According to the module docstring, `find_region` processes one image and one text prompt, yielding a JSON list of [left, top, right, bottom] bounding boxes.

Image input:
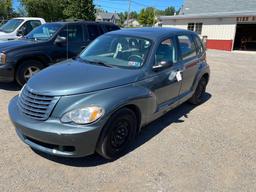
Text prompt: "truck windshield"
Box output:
[[26, 23, 62, 41], [0, 19, 24, 33], [80, 35, 152, 69]]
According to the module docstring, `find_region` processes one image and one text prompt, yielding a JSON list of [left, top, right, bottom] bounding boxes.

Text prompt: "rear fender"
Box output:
[[191, 62, 210, 92]]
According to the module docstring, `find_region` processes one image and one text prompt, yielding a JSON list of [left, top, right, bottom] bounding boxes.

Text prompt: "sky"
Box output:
[[13, 0, 184, 13], [94, 0, 184, 12]]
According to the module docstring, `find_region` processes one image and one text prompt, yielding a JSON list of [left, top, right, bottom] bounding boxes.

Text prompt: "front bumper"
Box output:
[[8, 96, 103, 157], [0, 64, 15, 82]]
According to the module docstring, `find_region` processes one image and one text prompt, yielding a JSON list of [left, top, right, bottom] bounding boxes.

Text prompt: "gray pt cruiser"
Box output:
[[9, 28, 210, 160]]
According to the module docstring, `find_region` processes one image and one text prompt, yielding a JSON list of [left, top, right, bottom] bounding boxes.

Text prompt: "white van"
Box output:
[[0, 17, 46, 40]]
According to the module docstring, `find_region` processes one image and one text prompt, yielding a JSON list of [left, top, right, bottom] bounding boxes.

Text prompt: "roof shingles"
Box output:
[[181, 0, 256, 15]]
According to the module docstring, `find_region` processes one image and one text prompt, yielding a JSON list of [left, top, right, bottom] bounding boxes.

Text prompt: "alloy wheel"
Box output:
[[24, 66, 41, 81]]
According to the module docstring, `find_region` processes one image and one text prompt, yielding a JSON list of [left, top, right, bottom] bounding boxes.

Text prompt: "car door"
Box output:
[[87, 24, 104, 41], [82, 23, 104, 49], [53, 24, 84, 62], [177, 34, 200, 95], [150, 38, 182, 107]]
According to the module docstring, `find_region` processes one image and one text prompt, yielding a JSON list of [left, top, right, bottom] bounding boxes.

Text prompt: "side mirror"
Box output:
[[153, 60, 173, 71], [54, 36, 67, 45]]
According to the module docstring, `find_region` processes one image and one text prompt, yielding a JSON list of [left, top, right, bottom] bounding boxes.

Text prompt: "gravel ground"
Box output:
[[0, 50, 256, 192]]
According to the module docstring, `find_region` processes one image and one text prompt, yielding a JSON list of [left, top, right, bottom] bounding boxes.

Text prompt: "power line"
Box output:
[[95, 0, 179, 14]]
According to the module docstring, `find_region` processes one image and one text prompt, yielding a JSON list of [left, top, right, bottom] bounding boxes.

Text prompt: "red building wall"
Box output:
[[206, 40, 233, 51]]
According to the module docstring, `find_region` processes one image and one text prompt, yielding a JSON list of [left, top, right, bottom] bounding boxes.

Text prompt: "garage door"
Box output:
[[234, 24, 256, 51]]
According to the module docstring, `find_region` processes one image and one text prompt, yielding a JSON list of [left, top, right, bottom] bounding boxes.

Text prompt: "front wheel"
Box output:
[[15, 60, 44, 86], [96, 108, 137, 160], [189, 77, 208, 105]]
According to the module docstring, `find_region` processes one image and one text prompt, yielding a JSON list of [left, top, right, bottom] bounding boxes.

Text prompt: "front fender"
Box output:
[[52, 85, 157, 127], [10, 51, 52, 66]]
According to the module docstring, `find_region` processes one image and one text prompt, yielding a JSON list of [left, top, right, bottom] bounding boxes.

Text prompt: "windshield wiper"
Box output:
[[81, 58, 113, 68]]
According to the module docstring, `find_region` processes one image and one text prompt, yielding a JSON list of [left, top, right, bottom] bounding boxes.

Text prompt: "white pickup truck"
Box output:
[[0, 17, 46, 40]]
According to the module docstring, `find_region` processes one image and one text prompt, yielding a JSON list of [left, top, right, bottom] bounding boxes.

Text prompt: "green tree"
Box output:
[[63, 0, 96, 20], [164, 6, 175, 15], [118, 11, 138, 26], [0, 0, 14, 18], [130, 11, 138, 19], [138, 9, 146, 25], [21, 0, 68, 21], [117, 12, 127, 26], [156, 6, 176, 16], [139, 7, 155, 26]]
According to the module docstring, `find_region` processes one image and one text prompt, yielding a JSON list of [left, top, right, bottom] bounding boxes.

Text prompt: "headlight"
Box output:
[[0, 52, 7, 64], [61, 106, 104, 124]]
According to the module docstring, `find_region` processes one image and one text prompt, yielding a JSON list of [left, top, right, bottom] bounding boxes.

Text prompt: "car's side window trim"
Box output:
[[193, 35, 205, 57], [83, 24, 90, 42], [81, 24, 86, 42]]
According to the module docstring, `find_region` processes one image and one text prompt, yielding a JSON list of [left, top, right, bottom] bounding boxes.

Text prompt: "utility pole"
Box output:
[[126, 0, 131, 27]]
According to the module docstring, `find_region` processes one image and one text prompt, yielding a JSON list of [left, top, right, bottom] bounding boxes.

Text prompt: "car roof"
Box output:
[[49, 21, 118, 26], [14, 17, 45, 21], [107, 27, 197, 40]]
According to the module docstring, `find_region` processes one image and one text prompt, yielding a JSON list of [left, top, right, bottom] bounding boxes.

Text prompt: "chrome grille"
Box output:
[[18, 86, 60, 120]]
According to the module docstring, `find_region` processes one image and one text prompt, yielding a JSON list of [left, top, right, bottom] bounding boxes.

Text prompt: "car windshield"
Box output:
[[0, 19, 23, 33], [80, 34, 152, 69], [25, 23, 62, 41]]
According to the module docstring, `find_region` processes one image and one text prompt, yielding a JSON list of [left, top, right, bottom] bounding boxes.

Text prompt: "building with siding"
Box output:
[[96, 12, 120, 24], [158, 0, 256, 51]]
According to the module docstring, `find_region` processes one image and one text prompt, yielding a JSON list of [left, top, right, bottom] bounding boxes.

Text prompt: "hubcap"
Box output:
[[24, 66, 40, 81], [111, 120, 130, 148]]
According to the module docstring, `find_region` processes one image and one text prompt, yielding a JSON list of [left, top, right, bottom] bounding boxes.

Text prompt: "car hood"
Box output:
[[0, 39, 36, 51], [27, 59, 145, 96]]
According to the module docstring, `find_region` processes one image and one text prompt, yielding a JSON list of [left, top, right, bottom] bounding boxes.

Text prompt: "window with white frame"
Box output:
[[187, 23, 203, 35]]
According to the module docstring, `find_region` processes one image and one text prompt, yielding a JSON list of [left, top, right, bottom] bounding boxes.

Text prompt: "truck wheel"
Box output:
[[16, 60, 44, 86], [189, 77, 207, 105], [96, 108, 137, 160]]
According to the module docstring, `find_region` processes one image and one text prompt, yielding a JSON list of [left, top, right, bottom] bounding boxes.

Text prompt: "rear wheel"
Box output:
[[189, 77, 207, 105], [16, 60, 44, 86], [96, 108, 137, 160]]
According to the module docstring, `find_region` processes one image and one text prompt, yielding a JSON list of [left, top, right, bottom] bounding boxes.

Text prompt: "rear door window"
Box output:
[[87, 24, 101, 40], [194, 35, 205, 56], [104, 25, 120, 32], [58, 24, 83, 42], [177, 35, 197, 60]]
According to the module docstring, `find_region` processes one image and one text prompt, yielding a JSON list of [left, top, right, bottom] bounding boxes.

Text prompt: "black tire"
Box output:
[[96, 108, 137, 160], [189, 77, 207, 105], [15, 60, 44, 86]]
